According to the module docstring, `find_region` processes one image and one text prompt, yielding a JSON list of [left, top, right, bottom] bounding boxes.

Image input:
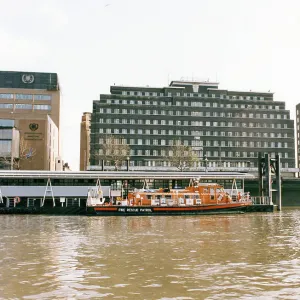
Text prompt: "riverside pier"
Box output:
[[0, 170, 277, 215]]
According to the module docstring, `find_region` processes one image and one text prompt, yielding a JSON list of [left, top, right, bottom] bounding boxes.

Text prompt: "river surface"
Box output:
[[1, 209, 300, 299]]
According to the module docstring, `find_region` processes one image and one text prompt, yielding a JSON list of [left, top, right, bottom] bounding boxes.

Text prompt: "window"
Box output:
[[15, 94, 33, 100], [0, 93, 13, 99], [0, 129, 12, 139], [16, 104, 33, 109], [33, 104, 51, 110], [34, 95, 51, 101], [0, 140, 12, 155], [0, 104, 13, 109]]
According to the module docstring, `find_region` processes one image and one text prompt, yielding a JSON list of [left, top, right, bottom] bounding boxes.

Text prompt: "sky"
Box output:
[[0, 0, 300, 170]]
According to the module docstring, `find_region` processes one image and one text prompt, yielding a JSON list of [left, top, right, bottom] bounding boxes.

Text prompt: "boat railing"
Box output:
[[250, 196, 271, 205]]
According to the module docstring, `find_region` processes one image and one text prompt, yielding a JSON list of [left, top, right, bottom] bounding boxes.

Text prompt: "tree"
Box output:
[[0, 136, 37, 170], [168, 139, 199, 171], [94, 135, 130, 170]]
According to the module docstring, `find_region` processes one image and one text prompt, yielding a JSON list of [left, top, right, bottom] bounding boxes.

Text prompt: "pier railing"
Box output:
[[250, 196, 272, 205]]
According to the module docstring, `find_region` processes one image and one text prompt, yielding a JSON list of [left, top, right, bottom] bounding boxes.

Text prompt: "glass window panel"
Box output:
[[33, 105, 51, 110], [0, 129, 13, 139], [15, 104, 32, 109], [0, 140, 12, 155], [15, 94, 33, 100], [0, 104, 13, 109], [34, 95, 52, 101], [0, 94, 13, 99]]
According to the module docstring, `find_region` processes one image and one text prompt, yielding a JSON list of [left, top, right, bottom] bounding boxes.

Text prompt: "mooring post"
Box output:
[[258, 153, 263, 197], [265, 153, 272, 205], [275, 154, 281, 211]]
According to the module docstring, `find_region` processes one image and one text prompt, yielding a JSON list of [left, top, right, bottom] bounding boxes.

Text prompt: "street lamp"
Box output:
[[126, 156, 130, 172]]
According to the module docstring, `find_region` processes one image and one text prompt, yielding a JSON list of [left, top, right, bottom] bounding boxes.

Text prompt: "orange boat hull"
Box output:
[[87, 202, 252, 216]]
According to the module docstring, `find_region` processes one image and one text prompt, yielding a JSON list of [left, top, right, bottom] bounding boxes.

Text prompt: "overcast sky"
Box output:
[[0, 0, 299, 170]]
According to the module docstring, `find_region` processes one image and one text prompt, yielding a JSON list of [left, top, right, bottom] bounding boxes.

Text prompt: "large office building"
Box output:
[[0, 71, 60, 170], [90, 80, 295, 171]]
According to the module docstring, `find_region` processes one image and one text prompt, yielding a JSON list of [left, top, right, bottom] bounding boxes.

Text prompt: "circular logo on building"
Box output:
[[22, 74, 34, 84], [29, 123, 39, 131]]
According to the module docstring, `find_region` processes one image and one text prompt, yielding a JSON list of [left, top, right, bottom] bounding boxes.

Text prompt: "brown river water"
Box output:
[[1, 209, 300, 299]]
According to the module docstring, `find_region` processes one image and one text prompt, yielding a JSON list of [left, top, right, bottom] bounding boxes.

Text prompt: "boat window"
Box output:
[[166, 195, 172, 199], [147, 195, 152, 200]]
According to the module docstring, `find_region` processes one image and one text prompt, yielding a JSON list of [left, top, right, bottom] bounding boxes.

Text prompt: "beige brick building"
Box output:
[[0, 71, 60, 170], [79, 112, 91, 171]]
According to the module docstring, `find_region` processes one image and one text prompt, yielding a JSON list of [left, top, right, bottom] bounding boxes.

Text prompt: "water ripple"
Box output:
[[0, 210, 300, 299]]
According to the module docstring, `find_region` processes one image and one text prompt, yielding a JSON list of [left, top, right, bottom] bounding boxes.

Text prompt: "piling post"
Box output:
[[275, 154, 282, 211], [258, 153, 264, 196], [265, 153, 272, 204]]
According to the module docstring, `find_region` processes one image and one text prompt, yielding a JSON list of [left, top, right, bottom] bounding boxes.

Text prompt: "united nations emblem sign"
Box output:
[[29, 123, 39, 131], [22, 74, 34, 84]]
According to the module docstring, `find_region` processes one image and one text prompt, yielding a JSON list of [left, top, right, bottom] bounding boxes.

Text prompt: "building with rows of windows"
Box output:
[[0, 71, 61, 170], [90, 80, 295, 171]]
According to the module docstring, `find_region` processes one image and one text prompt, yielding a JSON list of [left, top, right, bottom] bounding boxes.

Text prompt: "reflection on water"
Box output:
[[1, 209, 300, 299]]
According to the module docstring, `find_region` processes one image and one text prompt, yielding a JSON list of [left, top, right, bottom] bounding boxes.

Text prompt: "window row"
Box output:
[[98, 137, 289, 148], [14, 104, 51, 110], [0, 94, 52, 100], [120, 91, 266, 101], [98, 128, 289, 138], [99, 148, 289, 158], [105, 99, 275, 108], [98, 118, 290, 129], [99, 108, 287, 118]]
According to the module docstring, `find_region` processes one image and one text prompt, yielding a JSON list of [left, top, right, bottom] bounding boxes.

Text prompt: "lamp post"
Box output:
[[126, 156, 130, 171]]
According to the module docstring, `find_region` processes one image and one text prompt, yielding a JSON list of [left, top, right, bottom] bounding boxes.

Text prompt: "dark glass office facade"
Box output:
[[90, 81, 295, 170], [0, 71, 59, 91]]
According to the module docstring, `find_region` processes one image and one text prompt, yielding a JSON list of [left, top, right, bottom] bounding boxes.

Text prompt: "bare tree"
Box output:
[[0, 136, 37, 170], [168, 139, 199, 171], [94, 135, 130, 170]]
